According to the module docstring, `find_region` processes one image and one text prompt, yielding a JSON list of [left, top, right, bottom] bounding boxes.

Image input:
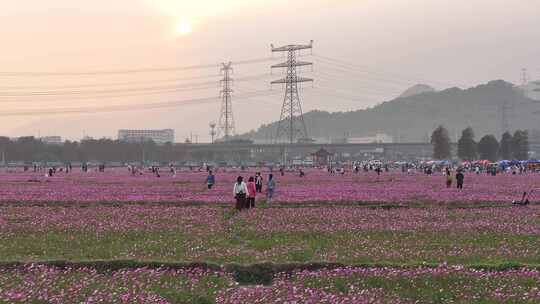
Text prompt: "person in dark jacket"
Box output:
[[456, 170, 465, 189], [206, 171, 216, 189], [255, 172, 263, 193]]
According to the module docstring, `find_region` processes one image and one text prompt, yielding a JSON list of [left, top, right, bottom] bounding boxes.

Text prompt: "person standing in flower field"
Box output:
[[445, 167, 453, 188], [456, 170, 465, 190], [233, 176, 248, 211], [206, 171, 215, 189], [247, 176, 257, 209], [266, 174, 276, 203], [255, 172, 263, 193]]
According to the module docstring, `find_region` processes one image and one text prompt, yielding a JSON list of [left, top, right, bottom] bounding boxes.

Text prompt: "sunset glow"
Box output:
[[175, 19, 192, 36]]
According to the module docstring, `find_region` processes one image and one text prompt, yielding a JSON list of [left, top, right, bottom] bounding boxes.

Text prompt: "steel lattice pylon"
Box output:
[[218, 62, 235, 142], [271, 41, 314, 144]]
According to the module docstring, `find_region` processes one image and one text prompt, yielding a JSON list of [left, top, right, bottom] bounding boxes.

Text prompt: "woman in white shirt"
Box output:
[[233, 176, 248, 210]]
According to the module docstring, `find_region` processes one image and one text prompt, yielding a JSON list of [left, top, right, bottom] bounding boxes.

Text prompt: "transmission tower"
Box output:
[[271, 41, 314, 144], [218, 62, 235, 142], [521, 68, 530, 97]]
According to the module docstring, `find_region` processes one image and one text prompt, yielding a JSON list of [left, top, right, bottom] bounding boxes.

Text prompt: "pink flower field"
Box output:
[[0, 168, 538, 204], [1, 168, 539, 303], [1, 264, 538, 304]]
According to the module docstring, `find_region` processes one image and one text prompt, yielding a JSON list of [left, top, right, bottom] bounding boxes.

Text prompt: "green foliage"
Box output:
[[229, 264, 275, 285], [431, 125, 451, 160], [499, 132, 513, 160], [458, 127, 477, 160], [512, 130, 530, 160], [477, 135, 499, 161]]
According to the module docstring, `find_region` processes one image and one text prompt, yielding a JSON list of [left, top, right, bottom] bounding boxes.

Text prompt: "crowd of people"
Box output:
[[13, 158, 538, 208], [230, 173, 275, 210]]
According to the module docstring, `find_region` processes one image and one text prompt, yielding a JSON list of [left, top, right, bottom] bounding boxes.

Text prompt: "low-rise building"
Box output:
[[40, 136, 63, 145], [346, 133, 394, 144], [118, 129, 174, 144]]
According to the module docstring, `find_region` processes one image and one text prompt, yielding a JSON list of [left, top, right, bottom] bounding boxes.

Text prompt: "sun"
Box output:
[[175, 20, 193, 36]]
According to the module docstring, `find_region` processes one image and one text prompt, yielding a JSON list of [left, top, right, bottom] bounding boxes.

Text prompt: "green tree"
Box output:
[[431, 125, 451, 160], [477, 135, 499, 161], [512, 130, 529, 160], [499, 132, 513, 160], [457, 127, 477, 160]]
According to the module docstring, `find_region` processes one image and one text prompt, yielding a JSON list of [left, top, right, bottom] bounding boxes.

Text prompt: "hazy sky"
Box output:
[[1, 0, 539, 141]]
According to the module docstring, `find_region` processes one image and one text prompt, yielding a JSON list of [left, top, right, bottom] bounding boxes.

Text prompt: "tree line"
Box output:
[[0, 137, 183, 163], [0, 137, 256, 163], [431, 126, 530, 161]]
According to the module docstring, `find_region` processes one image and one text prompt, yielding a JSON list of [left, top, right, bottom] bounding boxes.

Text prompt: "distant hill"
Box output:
[[399, 84, 436, 98], [242, 80, 540, 143]]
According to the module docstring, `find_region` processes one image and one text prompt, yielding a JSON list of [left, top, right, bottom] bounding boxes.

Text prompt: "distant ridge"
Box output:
[[399, 84, 436, 98], [242, 80, 540, 143]]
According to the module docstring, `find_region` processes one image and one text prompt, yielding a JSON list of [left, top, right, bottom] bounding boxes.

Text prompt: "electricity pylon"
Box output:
[[271, 41, 313, 144], [218, 62, 235, 142]]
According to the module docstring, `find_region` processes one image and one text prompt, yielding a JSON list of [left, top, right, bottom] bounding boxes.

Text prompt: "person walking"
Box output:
[[456, 170, 465, 190], [206, 171, 216, 189], [233, 176, 248, 211], [266, 174, 276, 203], [247, 176, 257, 209], [255, 172, 263, 193], [445, 167, 453, 188]]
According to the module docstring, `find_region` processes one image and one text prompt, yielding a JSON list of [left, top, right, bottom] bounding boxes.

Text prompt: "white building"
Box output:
[[524, 80, 540, 101], [346, 133, 394, 144], [118, 129, 174, 144], [40, 136, 63, 145]]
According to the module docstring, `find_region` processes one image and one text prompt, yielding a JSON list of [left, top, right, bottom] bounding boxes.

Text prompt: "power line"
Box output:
[[0, 85, 218, 103], [0, 57, 278, 77], [315, 61, 422, 87], [0, 74, 221, 90], [312, 71, 403, 95], [0, 89, 277, 117], [313, 54, 464, 88], [0, 73, 272, 102], [0, 80, 221, 97]]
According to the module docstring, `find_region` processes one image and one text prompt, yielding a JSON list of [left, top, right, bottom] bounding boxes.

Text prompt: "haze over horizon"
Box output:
[[1, 0, 539, 141]]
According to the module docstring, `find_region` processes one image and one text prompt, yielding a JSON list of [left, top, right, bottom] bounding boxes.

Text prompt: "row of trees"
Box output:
[[431, 126, 530, 161], [0, 136, 254, 163]]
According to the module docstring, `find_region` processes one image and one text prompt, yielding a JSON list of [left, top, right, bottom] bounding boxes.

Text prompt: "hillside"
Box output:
[[243, 80, 540, 143], [399, 84, 436, 98]]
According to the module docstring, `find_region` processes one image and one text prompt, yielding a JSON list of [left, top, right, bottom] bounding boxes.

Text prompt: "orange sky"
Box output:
[[0, 0, 539, 141]]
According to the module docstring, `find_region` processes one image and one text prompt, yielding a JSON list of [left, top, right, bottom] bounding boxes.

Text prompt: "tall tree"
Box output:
[[457, 127, 477, 160], [512, 130, 529, 160], [477, 135, 499, 161], [431, 125, 451, 160], [499, 132, 513, 160]]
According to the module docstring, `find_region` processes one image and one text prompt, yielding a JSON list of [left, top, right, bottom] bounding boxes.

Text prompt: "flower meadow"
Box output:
[[0, 264, 538, 303], [218, 266, 540, 304], [0, 168, 539, 204], [1, 205, 538, 265], [0, 168, 539, 302]]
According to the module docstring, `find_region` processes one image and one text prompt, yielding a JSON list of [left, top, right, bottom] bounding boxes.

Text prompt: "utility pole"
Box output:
[[521, 68, 529, 98], [218, 62, 235, 142], [209, 122, 217, 144], [271, 41, 314, 144]]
